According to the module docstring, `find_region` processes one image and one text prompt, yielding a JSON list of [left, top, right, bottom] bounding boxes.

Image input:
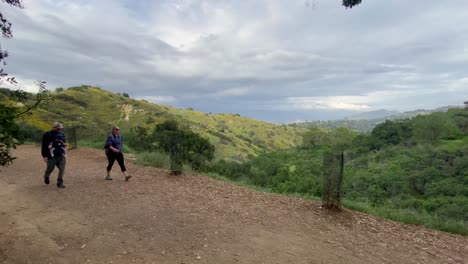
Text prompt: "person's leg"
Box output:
[[43, 158, 55, 184], [116, 153, 131, 181], [106, 152, 116, 180], [56, 156, 66, 188], [116, 152, 126, 172]]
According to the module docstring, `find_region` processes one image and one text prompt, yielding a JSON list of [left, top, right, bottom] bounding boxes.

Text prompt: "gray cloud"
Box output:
[[2, 0, 468, 122]]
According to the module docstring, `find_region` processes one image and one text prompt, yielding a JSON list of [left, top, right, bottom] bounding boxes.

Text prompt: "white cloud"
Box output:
[[284, 89, 422, 111], [1, 0, 468, 122], [212, 87, 251, 97], [446, 77, 468, 92], [286, 96, 371, 111], [136, 95, 176, 104], [2, 75, 57, 93]]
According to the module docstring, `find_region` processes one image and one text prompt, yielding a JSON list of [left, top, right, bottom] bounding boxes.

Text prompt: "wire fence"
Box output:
[[322, 151, 344, 210]]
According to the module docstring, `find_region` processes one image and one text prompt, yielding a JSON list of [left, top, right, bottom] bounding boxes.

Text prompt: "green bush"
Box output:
[[134, 151, 171, 169], [153, 120, 215, 174]]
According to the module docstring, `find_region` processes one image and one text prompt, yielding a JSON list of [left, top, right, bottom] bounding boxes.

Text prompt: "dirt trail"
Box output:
[[0, 145, 467, 264]]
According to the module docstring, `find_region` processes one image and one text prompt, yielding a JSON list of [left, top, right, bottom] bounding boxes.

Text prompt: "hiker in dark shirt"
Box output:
[[41, 122, 67, 188], [104, 126, 132, 181]]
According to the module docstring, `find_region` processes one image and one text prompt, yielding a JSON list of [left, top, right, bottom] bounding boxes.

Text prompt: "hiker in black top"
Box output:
[[104, 126, 132, 181], [41, 122, 67, 188]]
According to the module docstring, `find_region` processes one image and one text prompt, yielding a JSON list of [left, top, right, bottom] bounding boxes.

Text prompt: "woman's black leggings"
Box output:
[[106, 151, 126, 172]]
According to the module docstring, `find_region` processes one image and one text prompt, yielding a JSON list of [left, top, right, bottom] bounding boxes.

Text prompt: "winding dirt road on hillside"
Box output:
[[0, 145, 467, 264]]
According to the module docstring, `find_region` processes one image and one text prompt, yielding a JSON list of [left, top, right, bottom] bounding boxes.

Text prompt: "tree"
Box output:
[[0, 83, 50, 166], [328, 127, 357, 152], [369, 120, 412, 150], [0, 0, 51, 166], [342, 0, 363, 8], [153, 120, 215, 174], [411, 113, 462, 144], [1, 0, 23, 84], [302, 127, 331, 149]]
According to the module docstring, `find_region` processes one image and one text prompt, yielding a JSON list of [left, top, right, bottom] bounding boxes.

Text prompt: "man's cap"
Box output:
[[53, 122, 64, 129]]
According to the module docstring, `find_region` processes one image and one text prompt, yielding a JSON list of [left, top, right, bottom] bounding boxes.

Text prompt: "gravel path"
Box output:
[[0, 145, 467, 264]]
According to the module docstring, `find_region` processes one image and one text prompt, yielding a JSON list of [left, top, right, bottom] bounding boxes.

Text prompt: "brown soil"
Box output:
[[0, 145, 467, 264]]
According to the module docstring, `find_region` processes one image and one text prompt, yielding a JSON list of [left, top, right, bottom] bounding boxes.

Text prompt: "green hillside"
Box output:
[[207, 108, 468, 234], [16, 86, 305, 160]]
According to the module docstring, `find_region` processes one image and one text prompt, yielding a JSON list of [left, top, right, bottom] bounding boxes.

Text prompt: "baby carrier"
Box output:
[[48, 132, 67, 157]]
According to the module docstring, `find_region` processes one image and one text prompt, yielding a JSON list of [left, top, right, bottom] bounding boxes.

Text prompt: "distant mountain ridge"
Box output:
[[296, 106, 462, 132], [345, 109, 400, 120], [387, 106, 456, 119]]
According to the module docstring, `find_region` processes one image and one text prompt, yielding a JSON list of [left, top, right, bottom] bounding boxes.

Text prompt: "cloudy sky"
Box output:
[[2, 0, 468, 122]]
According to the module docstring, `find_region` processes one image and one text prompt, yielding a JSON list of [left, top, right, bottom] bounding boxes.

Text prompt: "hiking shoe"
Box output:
[[56, 182, 66, 188], [125, 175, 132, 181], [105, 175, 113, 180], [44, 177, 50, 185]]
